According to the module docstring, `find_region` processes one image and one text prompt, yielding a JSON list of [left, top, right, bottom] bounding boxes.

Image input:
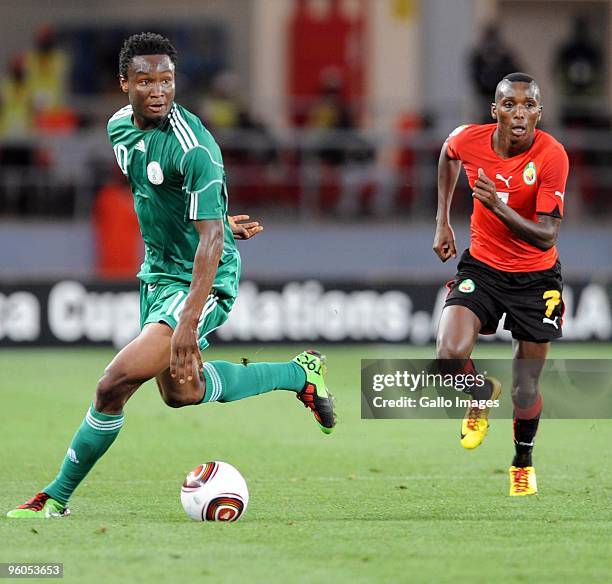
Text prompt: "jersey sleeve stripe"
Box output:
[[169, 115, 192, 152], [170, 108, 196, 148], [173, 109, 199, 147], [109, 105, 133, 122], [189, 191, 199, 219]]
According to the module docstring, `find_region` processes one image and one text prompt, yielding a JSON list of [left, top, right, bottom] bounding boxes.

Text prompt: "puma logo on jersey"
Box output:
[[555, 191, 565, 201], [542, 316, 559, 329], [495, 174, 512, 189], [135, 139, 146, 153]]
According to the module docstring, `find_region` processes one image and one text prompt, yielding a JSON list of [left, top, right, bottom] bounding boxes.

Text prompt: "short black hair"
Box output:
[[119, 32, 177, 79], [501, 72, 536, 85], [495, 72, 540, 102]]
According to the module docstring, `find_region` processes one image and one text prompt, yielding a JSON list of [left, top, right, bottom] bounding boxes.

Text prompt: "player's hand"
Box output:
[[472, 168, 500, 210], [229, 214, 264, 240], [170, 320, 203, 384], [433, 223, 457, 262]]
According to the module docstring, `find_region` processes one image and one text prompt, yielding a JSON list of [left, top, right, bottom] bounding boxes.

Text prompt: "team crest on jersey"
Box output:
[[458, 278, 476, 294], [522, 162, 537, 185], [147, 161, 164, 185]]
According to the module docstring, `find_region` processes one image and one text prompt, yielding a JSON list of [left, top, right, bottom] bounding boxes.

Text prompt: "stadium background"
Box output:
[[0, 0, 611, 346], [1, 1, 611, 583]]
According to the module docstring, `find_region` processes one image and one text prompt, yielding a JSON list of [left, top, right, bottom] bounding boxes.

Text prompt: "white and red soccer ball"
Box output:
[[180, 461, 249, 522]]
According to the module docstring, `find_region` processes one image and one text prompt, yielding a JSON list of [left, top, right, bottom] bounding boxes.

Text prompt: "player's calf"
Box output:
[[512, 394, 543, 467]]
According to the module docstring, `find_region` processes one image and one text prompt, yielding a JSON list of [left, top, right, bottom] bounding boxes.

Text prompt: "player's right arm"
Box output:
[[170, 131, 226, 383], [171, 218, 224, 384], [433, 140, 462, 262]]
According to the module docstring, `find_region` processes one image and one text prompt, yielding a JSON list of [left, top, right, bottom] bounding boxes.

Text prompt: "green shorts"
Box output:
[[139, 279, 235, 350]]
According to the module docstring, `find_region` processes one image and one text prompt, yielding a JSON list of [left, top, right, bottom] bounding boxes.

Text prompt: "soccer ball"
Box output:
[[180, 461, 249, 522]]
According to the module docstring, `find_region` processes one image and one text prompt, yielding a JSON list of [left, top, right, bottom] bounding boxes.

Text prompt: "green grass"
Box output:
[[1, 344, 611, 583]]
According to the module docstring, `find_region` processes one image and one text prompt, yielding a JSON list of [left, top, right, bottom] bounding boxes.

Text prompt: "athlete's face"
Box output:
[[491, 81, 542, 144], [120, 54, 175, 130]]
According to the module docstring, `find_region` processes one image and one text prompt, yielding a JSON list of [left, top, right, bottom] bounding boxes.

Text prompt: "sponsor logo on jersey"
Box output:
[[523, 162, 537, 185], [135, 139, 146, 153], [147, 161, 164, 185], [495, 173, 512, 189], [555, 190, 565, 201], [458, 278, 476, 294]]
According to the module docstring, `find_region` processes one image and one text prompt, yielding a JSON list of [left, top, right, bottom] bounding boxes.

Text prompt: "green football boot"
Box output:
[[6, 492, 70, 518], [292, 350, 336, 434]]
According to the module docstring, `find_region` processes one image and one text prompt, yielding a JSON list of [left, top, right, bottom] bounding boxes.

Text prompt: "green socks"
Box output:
[[201, 361, 306, 403], [44, 405, 124, 505], [42, 362, 304, 503]]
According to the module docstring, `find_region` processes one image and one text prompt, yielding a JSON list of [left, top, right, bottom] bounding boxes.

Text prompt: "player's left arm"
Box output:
[[229, 214, 264, 240], [472, 165, 564, 251]]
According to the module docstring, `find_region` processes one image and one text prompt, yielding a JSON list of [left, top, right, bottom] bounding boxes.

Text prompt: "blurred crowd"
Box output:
[[1, 16, 611, 224]]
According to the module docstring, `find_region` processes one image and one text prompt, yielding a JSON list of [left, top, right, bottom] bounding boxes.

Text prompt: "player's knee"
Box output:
[[511, 383, 539, 406], [436, 342, 471, 361], [95, 368, 138, 409]]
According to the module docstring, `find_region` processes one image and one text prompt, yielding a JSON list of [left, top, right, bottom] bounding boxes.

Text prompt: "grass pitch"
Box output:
[[1, 344, 611, 583]]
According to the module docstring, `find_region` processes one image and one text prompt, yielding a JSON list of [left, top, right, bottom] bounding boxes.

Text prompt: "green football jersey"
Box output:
[[107, 102, 240, 299]]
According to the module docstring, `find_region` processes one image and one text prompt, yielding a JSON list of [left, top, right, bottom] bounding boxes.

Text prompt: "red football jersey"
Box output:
[[446, 123, 569, 272]]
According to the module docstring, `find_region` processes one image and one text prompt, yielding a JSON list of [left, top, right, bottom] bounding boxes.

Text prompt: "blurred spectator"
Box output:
[[200, 70, 276, 164], [470, 25, 520, 121], [25, 25, 78, 134], [0, 54, 37, 216], [554, 16, 606, 128], [304, 68, 396, 218], [0, 55, 34, 140], [25, 25, 69, 115], [200, 71, 244, 130], [199, 70, 279, 207]]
